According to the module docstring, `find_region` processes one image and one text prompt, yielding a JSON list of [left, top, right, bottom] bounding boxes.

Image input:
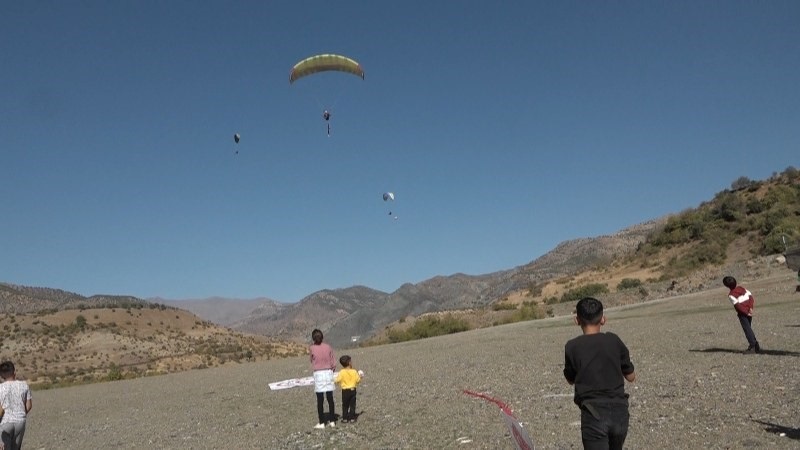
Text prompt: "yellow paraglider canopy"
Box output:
[[289, 54, 365, 84]]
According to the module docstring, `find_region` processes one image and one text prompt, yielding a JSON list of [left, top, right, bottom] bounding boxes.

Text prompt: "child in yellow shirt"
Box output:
[[334, 355, 362, 423]]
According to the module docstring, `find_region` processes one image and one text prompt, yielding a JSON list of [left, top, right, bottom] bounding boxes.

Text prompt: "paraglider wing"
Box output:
[[289, 54, 365, 84], [234, 133, 240, 144], [383, 192, 395, 202]]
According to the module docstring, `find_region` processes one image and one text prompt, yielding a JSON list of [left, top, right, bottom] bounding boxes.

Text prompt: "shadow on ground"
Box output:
[[753, 419, 800, 441], [689, 348, 800, 357]]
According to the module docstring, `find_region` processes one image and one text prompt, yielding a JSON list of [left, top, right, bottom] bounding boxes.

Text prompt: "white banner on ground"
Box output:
[[269, 372, 340, 391]]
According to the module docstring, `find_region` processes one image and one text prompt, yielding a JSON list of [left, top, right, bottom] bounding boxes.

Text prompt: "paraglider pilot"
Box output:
[[323, 110, 331, 136]]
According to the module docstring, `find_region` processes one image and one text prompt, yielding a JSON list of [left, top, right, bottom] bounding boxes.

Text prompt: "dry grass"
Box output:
[[0, 307, 306, 387]]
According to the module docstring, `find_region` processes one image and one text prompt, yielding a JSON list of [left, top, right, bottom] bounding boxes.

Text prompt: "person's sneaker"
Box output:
[[744, 346, 757, 354], [327, 422, 335, 428], [313, 423, 326, 430]]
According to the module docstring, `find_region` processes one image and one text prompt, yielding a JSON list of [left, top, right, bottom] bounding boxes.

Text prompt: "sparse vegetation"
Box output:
[[617, 278, 643, 290], [491, 301, 517, 311], [635, 167, 800, 279], [494, 301, 547, 325], [0, 307, 307, 390], [384, 314, 471, 343], [559, 283, 610, 304]]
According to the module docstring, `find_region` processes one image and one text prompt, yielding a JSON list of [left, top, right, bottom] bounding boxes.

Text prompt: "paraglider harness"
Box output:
[[323, 110, 331, 136]]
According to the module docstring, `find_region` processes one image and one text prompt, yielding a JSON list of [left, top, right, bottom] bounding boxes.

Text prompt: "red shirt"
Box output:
[[728, 286, 754, 316]]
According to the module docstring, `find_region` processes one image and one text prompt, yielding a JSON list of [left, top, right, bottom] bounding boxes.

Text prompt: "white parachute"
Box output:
[[383, 192, 398, 219]]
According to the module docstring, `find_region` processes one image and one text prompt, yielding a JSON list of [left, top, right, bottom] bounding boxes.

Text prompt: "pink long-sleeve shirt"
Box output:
[[309, 342, 336, 371]]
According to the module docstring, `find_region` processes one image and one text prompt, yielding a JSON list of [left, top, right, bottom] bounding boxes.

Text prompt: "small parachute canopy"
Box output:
[[234, 133, 240, 144], [383, 192, 395, 202], [290, 54, 365, 84]]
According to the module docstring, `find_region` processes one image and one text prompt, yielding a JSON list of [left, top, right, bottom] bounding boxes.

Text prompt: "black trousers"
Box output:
[[737, 313, 758, 348], [580, 402, 629, 450], [316, 391, 335, 424], [341, 388, 357, 420]]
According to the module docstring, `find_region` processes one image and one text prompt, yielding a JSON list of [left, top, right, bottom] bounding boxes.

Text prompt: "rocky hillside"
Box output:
[[230, 219, 664, 347], [230, 169, 799, 347], [0, 305, 306, 388], [0, 283, 147, 313]]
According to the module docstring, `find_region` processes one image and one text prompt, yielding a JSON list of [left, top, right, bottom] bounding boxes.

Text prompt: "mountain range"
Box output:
[[0, 217, 661, 351], [159, 219, 664, 347], [4, 168, 798, 351]]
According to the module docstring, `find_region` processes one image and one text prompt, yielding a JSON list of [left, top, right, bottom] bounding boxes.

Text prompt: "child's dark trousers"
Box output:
[[341, 388, 357, 420]]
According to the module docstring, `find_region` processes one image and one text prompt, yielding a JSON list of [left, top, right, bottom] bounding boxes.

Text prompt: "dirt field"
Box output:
[[24, 272, 800, 449]]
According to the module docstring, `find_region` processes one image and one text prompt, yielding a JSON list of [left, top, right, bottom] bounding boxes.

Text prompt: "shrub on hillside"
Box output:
[[559, 283, 609, 304], [386, 315, 471, 343], [526, 282, 543, 297], [492, 301, 517, 311], [494, 301, 546, 326], [730, 176, 753, 190], [617, 278, 643, 290], [106, 363, 123, 381], [75, 315, 87, 330]]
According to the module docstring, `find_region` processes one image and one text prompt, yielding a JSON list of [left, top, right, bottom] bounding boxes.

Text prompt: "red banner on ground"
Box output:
[[463, 390, 535, 450]]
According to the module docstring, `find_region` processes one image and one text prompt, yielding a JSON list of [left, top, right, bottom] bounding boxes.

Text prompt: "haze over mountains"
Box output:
[[154, 296, 282, 327], [155, 219, 664, 347]]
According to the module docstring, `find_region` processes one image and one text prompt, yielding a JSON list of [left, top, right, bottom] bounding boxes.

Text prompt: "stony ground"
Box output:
[[24, 272, 800, 449]]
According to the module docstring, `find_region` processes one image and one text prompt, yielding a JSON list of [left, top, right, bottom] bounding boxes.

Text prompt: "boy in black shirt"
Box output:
[[564, 297, 636, 450]]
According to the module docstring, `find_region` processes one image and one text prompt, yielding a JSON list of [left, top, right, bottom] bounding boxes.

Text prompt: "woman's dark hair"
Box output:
[[311, 329, 323, 345]]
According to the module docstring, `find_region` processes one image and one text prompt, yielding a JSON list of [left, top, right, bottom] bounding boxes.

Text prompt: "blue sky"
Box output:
[[2, 1, 798, 302]]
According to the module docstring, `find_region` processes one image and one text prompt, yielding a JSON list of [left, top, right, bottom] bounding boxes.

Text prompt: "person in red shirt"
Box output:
[[723, 276, 761, 353]]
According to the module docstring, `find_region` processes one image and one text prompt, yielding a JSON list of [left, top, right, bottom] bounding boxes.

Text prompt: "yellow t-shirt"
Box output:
[[334, 367, 361, 389]]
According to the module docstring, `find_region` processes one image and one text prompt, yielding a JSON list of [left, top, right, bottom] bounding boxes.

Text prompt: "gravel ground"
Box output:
[[25, 273, 800, 449]]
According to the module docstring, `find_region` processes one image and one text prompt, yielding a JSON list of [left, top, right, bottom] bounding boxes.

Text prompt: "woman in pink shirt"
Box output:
[[309, 329, 336, 429]]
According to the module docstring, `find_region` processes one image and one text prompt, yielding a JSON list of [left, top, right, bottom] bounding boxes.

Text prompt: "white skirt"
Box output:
[[313, 369, 334, 393]]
